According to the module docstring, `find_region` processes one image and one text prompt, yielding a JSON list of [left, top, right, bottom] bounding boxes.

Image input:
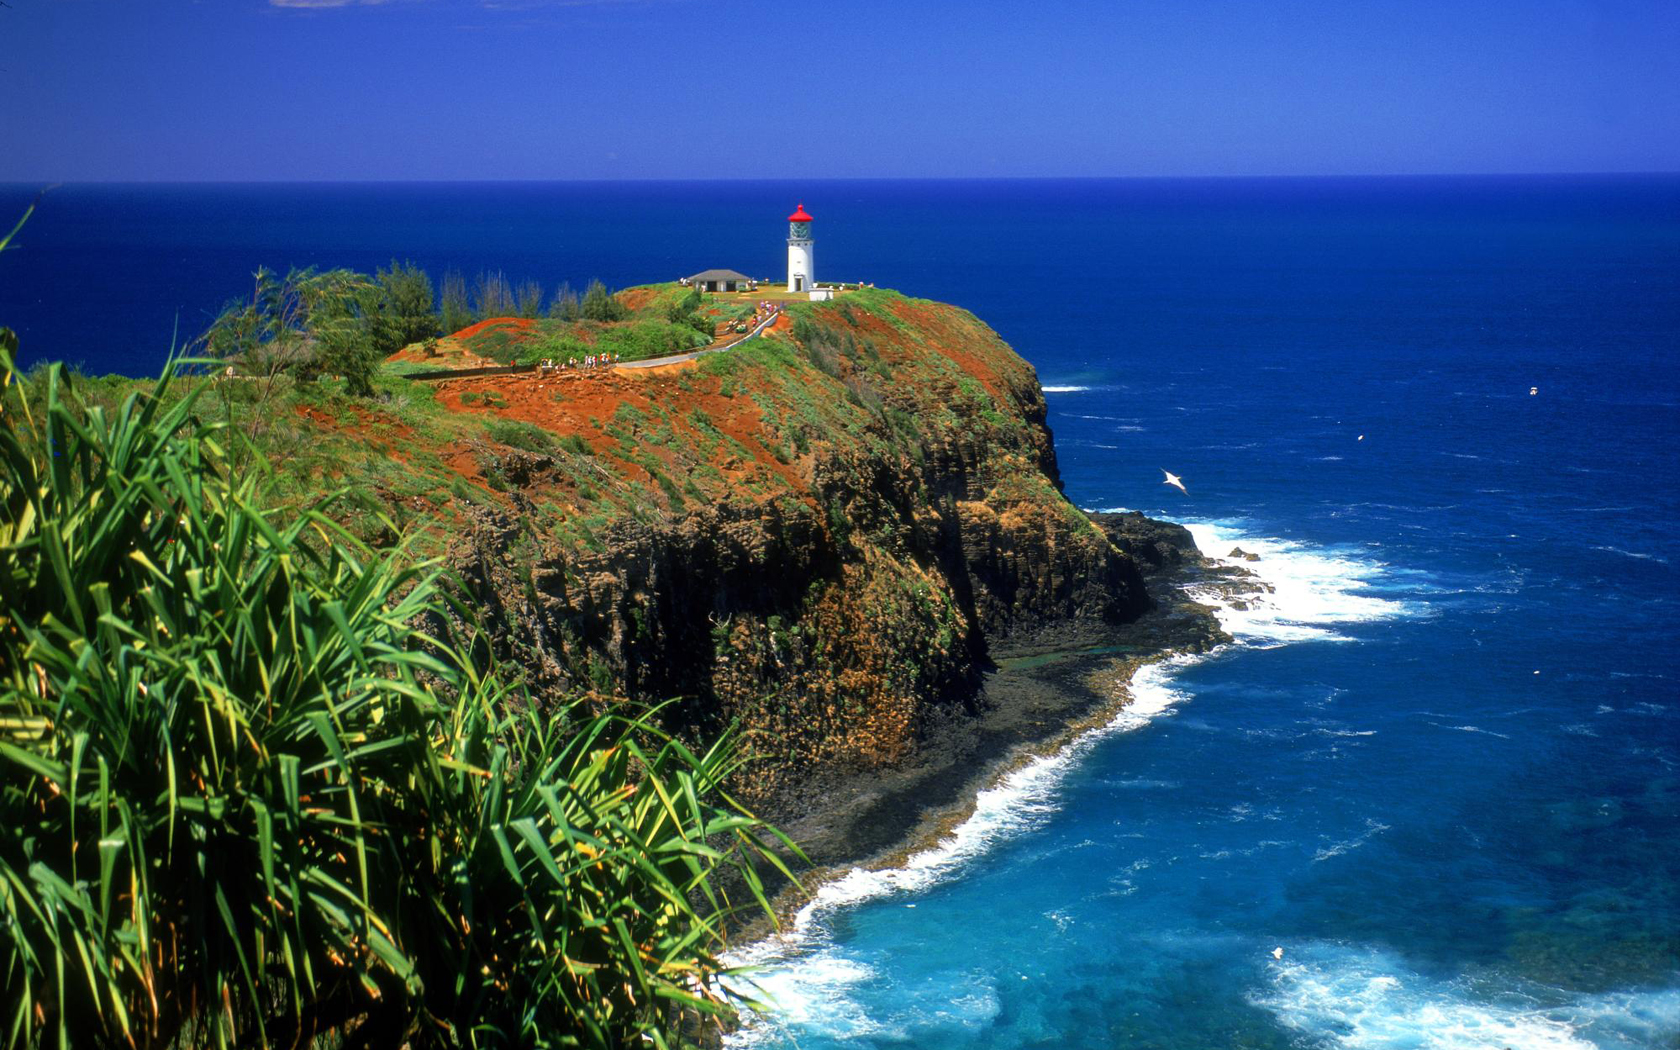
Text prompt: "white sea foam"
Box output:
[[724, 658, 1196, 1042], [1041, 384, 1091, 393], [1312, 817, 1391, 862], [1254, 943, 1680, 1050], [728, 520, 1424, 1045], [1179, 520, 1419, 645], [779, 661, 1189, 932], [1429, 722, 1513, 740], [1592, 545, 1670, 564], [731, 952, 893, 1041]]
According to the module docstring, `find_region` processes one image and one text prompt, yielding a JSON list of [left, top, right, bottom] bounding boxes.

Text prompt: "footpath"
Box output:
[[404, 306, 784, 383]]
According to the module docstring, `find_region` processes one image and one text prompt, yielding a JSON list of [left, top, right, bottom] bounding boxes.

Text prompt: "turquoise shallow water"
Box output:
[[732, 510, 1680, 1048], [3, 175, 1676, 1047]]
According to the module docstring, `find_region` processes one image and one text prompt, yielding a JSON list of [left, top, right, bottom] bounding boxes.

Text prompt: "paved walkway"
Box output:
[[615, 307, 782, 370], [409, 307, 785, 381]]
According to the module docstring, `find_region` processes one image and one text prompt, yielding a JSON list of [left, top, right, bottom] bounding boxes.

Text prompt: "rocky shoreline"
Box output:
[[742, 511, 1243, 923], [394, 290, 1264, 939]]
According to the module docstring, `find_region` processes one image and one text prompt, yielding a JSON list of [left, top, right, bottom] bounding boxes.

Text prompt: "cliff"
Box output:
[[241, 286, 1171, 802], [433, 289, 1153, 798]]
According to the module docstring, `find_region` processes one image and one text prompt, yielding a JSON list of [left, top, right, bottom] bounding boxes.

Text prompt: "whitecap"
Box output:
[[1428, 722, 1513, 740], [1041, 384, 1091, 393], [1253, 943, 1680, 1050], [1312, 817, 1391, 862], [1592, 545, 1670, 564]]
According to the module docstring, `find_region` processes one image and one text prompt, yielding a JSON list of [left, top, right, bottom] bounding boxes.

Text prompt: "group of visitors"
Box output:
[[536, 352, 620, 375]]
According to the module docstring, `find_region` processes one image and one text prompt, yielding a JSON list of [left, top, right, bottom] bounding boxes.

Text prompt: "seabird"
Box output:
[[1162, 469, 1188, 495]]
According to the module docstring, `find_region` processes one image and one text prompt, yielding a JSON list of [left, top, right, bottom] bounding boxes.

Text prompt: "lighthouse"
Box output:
[[786, 203, 814, 292]]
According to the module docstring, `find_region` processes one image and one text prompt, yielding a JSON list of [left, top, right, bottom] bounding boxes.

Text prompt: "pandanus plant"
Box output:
[[0, 212, 796, 1048]]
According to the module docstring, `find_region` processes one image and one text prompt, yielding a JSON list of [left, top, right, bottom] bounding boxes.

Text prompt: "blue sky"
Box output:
[[6, 0, 1678, 180]]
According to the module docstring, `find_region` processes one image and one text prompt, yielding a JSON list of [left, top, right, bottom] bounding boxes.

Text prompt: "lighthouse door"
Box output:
[[794, 276, 805, 292]]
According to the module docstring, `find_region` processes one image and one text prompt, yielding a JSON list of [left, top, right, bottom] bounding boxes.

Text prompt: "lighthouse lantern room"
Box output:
[[786, 203, 814, 292]]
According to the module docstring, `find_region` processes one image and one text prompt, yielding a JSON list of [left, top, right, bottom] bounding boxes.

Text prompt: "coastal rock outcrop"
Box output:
[[434, 289, 1158, 799]]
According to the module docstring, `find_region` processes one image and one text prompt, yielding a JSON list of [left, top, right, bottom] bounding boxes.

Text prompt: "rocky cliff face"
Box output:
[[435, 289, 1152, 798]]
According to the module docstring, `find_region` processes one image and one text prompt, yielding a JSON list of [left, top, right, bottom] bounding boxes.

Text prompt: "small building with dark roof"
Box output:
[[685, 268, 756, 293]]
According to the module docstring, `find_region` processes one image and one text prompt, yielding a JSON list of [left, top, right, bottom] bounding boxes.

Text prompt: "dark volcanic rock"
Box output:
[[447, 293, 1197, 803], [1089, 510, 1204, 574]]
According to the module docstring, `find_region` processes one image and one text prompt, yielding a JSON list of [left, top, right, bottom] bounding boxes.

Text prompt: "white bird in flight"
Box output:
[[1162, 469, 1188, 495]]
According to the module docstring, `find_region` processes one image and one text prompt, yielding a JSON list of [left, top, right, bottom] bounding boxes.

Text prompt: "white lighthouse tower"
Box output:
[[786, 203, 814, 292]]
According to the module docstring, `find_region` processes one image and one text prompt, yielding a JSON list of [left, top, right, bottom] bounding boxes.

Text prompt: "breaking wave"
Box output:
[[1255, 943, 1680, 1050], [1180, 520, 1421, 645], [728, 520, 1428, 1046]]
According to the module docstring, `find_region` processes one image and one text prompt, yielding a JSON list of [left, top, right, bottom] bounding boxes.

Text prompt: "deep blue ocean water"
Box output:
[[3, 176, 1678, 1047]]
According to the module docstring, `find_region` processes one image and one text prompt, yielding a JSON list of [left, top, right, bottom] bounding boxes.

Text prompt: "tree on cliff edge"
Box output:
[[202, 266, 394, 396]]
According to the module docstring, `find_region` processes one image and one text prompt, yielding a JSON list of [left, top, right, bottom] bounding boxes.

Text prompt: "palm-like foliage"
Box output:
[[0, 346, 796, 1049]]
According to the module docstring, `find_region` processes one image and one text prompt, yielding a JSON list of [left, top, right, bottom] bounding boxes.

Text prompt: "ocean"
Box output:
[[3, 176, 1678, 1048]]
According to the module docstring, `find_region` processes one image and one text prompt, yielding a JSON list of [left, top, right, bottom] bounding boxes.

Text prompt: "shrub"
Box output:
[[0, 351, 798, 1049], [459, 389, 507, 408], [472, 270, 516, 319], [579, 279, 628, 323], [462, 321, 531, 365], [516, 278, 545, 319], [595, 321, 709, 363], [487, 416, 558, 453], [664, 288, 715, 340], [200, 267, 382, 397], [368, 259, 439, 353], [516, 333, 590, 367], [440, 268, 473, 334], [549, 282, 580, 321]]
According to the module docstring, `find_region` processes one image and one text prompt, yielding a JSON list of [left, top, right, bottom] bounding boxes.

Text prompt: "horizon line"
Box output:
[[3, 170, 1679, 188]]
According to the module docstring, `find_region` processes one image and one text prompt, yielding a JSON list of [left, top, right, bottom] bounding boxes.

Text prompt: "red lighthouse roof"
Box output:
[[787, 203, 814, 222]]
